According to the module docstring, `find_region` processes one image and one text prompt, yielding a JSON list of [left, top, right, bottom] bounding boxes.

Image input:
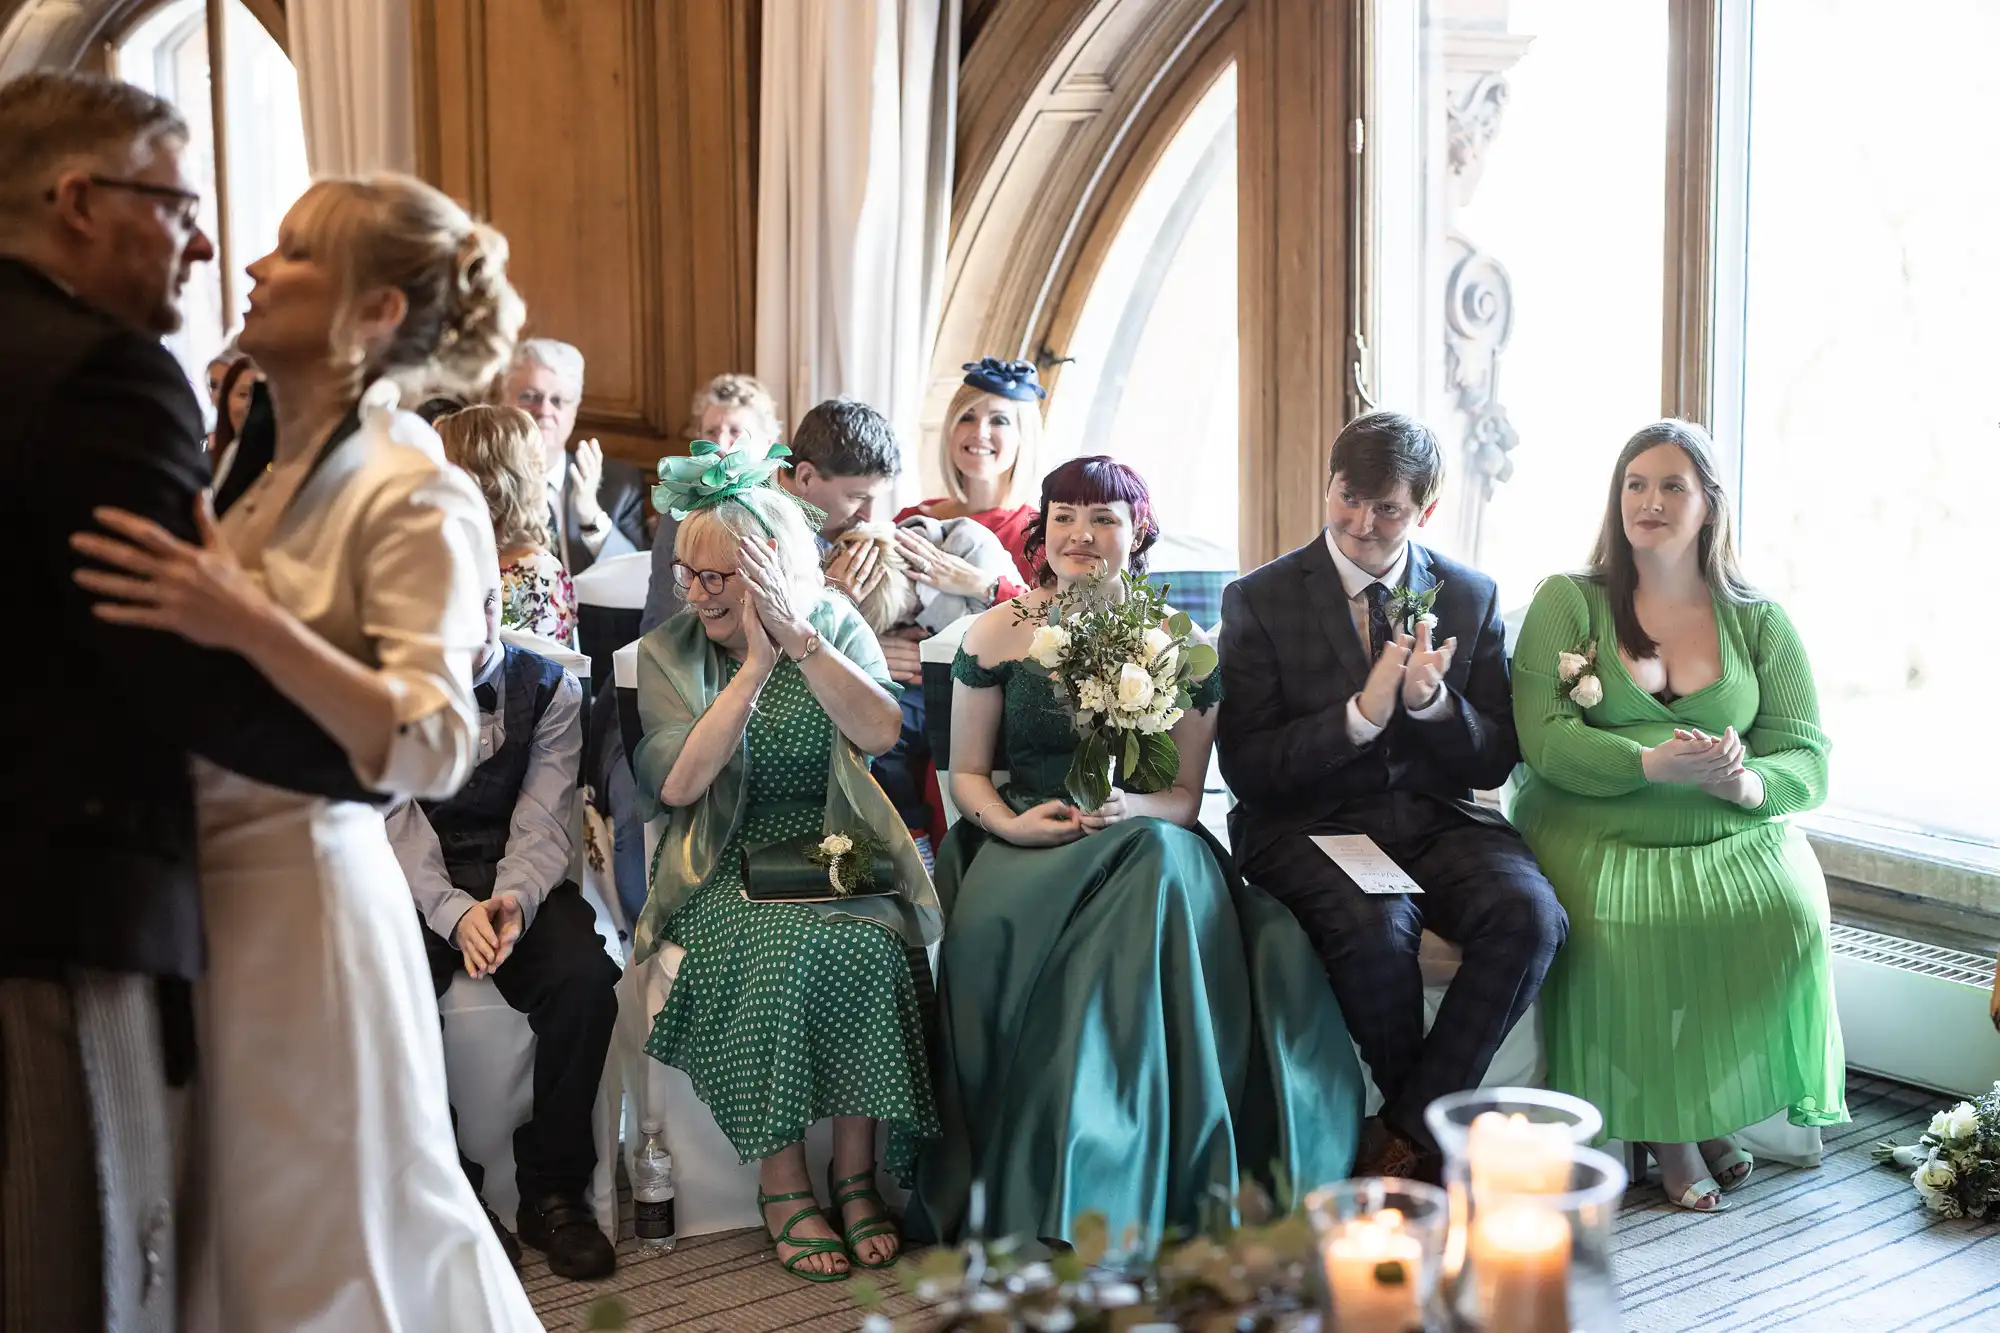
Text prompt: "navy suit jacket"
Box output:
[[1217, 535, 1520, 866]]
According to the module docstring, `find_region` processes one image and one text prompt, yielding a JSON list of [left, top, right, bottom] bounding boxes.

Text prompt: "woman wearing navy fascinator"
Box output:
[[895, 357, 1046, 584]]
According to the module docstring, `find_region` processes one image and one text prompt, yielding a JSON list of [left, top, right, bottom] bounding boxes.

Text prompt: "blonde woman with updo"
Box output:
[[439, 402, 578, 643], [72, 174, 539, 1329]]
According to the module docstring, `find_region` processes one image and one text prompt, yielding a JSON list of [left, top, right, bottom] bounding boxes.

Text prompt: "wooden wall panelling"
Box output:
[[414, 0, 758, 471], [1237, 0, 1353, 569]]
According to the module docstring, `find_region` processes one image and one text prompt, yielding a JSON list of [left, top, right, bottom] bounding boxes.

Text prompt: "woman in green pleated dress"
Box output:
[[630, 450, 942, 1282], [1510, 419, 1846, 1213], [906, 457, 1365, 1251]]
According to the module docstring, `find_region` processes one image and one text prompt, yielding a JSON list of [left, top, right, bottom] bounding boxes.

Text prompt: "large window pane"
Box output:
[[1043, 64, 1238, 580], [1733, 0, 2000, 850], [1372, 0, 1668, 611]]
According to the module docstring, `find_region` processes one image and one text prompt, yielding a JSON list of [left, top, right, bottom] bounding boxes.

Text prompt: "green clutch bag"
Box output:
[[741, 836, 897, 902]]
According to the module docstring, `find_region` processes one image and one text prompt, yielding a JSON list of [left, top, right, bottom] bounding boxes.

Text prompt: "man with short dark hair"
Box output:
[[1217, 410, 1566, 1181], [0, 70, 377, 1329], [780, 396, 902, 542]]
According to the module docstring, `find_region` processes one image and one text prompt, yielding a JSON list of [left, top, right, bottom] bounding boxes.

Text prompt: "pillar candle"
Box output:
[[1470, 1203, 1571, 1333], [1468, 1111, 1574, 1195], [1322, 1210, 1425, 1333]]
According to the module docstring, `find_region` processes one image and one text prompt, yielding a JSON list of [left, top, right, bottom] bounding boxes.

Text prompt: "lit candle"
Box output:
[[1470, 1203, 1571, 1333], [1468, 1111, 1574, 1195], [1322, 1209, 1424, 1333]]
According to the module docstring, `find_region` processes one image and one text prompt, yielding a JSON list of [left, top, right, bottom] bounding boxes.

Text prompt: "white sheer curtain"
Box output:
[[754, 0, 957, 470], [289, 0, 416, 176]]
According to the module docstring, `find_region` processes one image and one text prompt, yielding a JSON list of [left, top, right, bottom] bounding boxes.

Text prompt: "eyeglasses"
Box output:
[[45, 174, 203, 230], [515, 388, 576, 413], [671, 562, 739, 596]]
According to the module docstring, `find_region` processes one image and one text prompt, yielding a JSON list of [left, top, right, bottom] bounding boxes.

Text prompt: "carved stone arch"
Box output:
[[923, 0, 1241, 489], [0, 0, 287, 78]]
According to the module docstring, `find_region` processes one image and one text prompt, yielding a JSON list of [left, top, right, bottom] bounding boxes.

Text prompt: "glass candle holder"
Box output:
[[1423, 1087, 1605, 1302], [1305, 1178, 1449, 1333], [1453, 1144, 1627, 1332]]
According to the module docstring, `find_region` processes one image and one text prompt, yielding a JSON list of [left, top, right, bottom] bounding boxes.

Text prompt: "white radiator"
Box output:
[[1830, 924, 1999, 1098]]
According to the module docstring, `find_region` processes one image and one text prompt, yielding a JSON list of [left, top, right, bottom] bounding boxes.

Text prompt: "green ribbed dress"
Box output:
[[1508, 575, 1847, 1143]]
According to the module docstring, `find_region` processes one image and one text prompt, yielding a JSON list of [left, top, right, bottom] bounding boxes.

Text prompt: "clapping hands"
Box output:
[[1356, 622, 1457, 727], [1643, 726, 1764, 807]]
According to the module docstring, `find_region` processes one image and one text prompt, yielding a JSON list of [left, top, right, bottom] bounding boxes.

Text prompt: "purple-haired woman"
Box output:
[[906, 456, 1365, 1249]]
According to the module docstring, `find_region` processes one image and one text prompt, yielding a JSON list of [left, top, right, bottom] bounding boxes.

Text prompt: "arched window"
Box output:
[[1043, 64, 1239, 584], [113, 0, 310, 401]]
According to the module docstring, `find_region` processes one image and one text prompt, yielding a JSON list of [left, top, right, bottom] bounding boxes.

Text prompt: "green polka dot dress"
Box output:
[[644, 656, 937, 1174]]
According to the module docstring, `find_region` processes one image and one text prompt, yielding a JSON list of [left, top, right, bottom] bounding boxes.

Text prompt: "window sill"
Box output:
[[1805, 813, 2000, 953]]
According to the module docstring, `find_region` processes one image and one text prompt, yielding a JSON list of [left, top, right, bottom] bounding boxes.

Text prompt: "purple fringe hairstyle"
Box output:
[[1021, 455, 1159, 587]]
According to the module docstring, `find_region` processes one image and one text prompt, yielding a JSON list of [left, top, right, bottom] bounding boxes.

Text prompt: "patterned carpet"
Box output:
[[525, 1073, 1999, 1331]]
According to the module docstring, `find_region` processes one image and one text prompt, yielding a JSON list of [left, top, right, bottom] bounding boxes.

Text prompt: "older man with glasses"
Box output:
[[498, 338, 651, 576]]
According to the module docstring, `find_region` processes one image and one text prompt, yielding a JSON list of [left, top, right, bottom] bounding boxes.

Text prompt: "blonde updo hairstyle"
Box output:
[[938, 379, 1043, 508], [283, 173, 527, 400], [689, 372, 780, 439], [675, 486, 829, 625], [435, 404, 551, 553]]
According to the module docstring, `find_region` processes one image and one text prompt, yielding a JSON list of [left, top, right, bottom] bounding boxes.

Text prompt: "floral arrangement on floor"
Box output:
[[852, 1179, 1318, 1333], [1556, 639, 1603, 708], [1873, 1081, 2000, 1219], [806, 829, 890, 897], [1019, 573, 1219, 812]]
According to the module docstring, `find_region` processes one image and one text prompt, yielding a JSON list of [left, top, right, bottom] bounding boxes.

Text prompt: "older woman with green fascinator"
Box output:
[[632, 439, 942, 1283]]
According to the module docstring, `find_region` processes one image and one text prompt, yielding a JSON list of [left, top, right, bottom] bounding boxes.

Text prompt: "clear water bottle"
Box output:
[[632, 1120, 677, 1251]]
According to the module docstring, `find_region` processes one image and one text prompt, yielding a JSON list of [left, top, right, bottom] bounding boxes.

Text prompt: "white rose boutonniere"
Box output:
[[1557, 639, 1602, 710], [818, 833, 853, 858], [1385, 582, 1442, 636]]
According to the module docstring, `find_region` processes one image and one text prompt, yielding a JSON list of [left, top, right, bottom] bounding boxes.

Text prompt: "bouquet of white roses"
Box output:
[[1873, 1081, 2000, 1219], [1019, 573, 1219, 812]]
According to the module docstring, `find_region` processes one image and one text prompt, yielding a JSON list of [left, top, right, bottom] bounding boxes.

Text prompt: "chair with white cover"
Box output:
[[572, 549, 651, 689]]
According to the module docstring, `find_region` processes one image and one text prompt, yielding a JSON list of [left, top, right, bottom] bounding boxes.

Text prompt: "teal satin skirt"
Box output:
[[905, 817, 1364, 1249]]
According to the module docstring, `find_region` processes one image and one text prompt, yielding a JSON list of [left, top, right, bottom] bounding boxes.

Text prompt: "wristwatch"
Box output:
[[788, 629, 822, 663]]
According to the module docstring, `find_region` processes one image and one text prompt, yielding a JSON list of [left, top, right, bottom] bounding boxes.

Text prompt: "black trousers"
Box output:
[[1241, 793, 1567, 1152], [424, 882, 621, 1203]]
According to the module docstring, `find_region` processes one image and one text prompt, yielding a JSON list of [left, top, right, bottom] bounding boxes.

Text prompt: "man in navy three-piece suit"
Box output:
[[1217, 411, 1566, 1179]]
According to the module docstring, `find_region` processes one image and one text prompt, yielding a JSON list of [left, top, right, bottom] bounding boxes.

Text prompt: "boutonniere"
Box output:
[[1386, 582, 1442, 636], [1557, 639, 1603, 708], [805, 829, 888, 897]]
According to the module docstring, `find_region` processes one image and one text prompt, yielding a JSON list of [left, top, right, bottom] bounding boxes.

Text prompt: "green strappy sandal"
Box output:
[[826, 1165, 901, 1269], [757, 1188, 850, 1283]]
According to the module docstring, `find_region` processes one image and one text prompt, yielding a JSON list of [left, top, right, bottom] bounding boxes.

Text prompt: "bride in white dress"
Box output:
[[71, 175, 542, 1332]]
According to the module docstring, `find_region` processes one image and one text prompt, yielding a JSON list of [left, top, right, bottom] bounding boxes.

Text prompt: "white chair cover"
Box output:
[[572, 550, 652, 610], [498, 626, 590, 679]]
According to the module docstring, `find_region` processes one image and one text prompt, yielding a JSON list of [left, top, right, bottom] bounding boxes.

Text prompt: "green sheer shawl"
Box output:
[[629, 595, 943, 962]]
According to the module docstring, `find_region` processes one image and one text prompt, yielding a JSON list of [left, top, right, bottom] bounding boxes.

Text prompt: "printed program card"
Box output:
[[1309, 834, 1424, 894]]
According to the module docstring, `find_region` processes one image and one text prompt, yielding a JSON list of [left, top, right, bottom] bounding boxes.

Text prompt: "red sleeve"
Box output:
[[979, 505, 1038, 585]]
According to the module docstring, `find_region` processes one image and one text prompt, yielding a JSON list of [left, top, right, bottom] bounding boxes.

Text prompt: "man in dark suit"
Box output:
[[499, 338, 650, 576], [1217, 411, 1566, 1177], [0, 71, 376, 1329]]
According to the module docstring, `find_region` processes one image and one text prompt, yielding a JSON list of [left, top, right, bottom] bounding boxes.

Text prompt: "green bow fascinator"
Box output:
[[653, 438, 794, 519]]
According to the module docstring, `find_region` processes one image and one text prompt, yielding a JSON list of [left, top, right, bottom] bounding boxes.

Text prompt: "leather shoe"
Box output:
[[479, 1198, 521, 1269], [519, 1192, 616, 1280]]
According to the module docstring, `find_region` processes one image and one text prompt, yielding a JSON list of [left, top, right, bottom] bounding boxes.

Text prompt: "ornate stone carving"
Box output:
[[1446, 72, 1512, 204], [1443, 233, 1519, 517]]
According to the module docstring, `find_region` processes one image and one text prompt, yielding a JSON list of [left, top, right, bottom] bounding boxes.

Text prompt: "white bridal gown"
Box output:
[[183, 384, 541, 1332]]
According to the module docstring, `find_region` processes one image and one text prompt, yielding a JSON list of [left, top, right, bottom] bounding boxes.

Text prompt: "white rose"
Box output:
[[1557, 651, 1590, 682], [1914, 1157, 1957, 1194], [1135, 705, 1184, 735], [1076, 677, 1108, 713], [1938, 1103, 1980, 1142], [819, 833, 853, 856], [1028, 625, 1071, 669], [1417, 612, 1440, 633], [1570, 674, 1603, 708], [1116, 661, 1156, 712], [1142, 626, 1177, 669]]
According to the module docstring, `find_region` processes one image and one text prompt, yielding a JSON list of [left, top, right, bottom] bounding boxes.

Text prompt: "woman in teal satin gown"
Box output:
[[906, 457, 1364, 1250]]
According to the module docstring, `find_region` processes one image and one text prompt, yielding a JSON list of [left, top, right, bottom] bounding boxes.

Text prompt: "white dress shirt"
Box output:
[[387, 647, 585, 945], [1322, 531, 1453, 745]]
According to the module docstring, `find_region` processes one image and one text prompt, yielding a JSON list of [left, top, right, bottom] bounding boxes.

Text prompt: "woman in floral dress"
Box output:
[[631, 446, 941, 1282], [437, 404, 577, 643]]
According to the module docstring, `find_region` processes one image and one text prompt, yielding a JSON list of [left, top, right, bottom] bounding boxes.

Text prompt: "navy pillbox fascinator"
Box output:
[[961, 356, 1046, 402]]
